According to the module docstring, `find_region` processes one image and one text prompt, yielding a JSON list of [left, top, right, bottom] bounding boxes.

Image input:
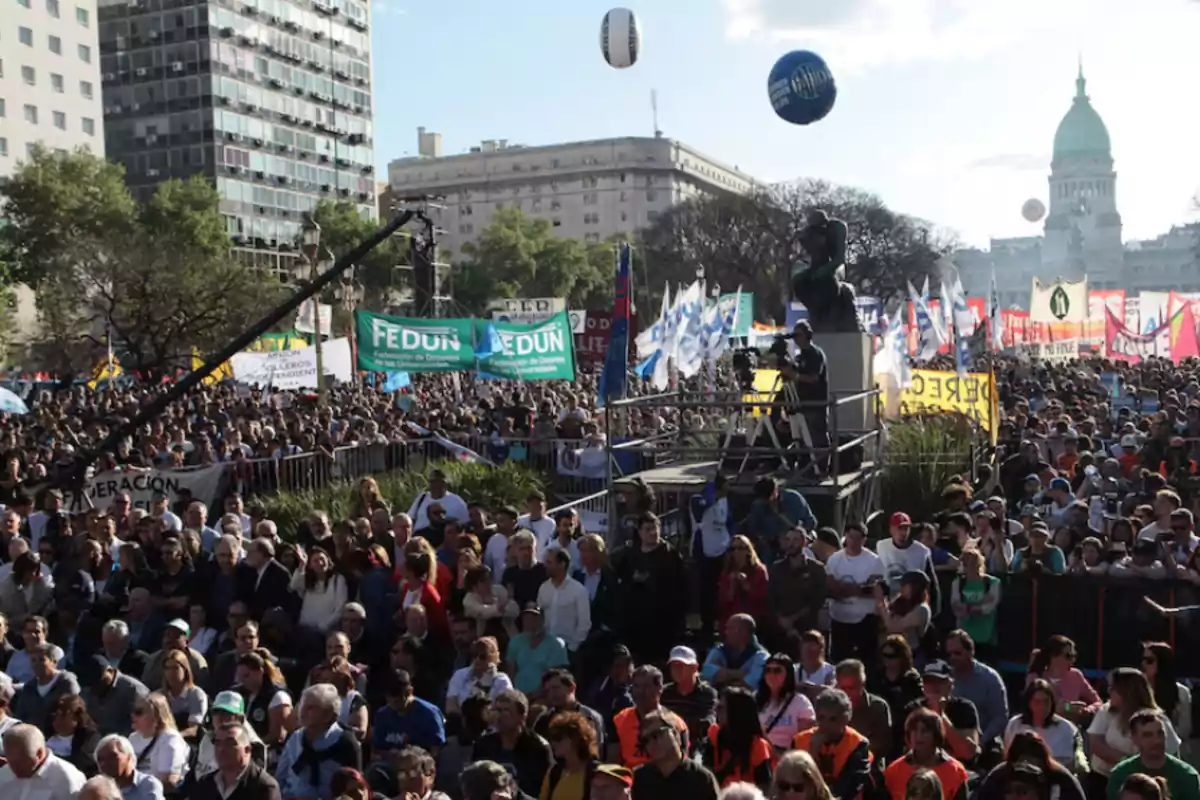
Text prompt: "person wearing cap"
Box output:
[[149, 493, 183, 536], [1118, 434, 1142, 477], [1011, 524, 1067, 575], [1034, 477, 1075, 530], [188, 690, 267, 784], [505, 602, 569, 696], [876, 512, 941, 615], [591, 763, 633, 800], [660, 646, 718, 752], [190, 722, 280, 800], [902, 660, 982, 767], [141, 619, 210, 691], [81, 654, 150, 737]]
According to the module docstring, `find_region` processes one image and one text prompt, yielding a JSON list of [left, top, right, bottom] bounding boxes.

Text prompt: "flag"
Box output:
[[634, 351, 661, 380], [598, 243, 632, 406], [406, 423, 494, 465], [474, 322, 508, 361], [192, 348, 234, 386], [988, 271, 1003, 351], [908, 280, 946, 360], [383, 371, 411, 392], [87, 353, 122, 389], [1030, 277, 1088, 324], [635, 283, 671, 359]]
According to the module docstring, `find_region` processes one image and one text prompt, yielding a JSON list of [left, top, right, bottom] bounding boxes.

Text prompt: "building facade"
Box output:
[[956, 67, 1199, 306], [387, 132, 760, 256], [96, 0, 376, 277], [1, 0, 105, 173]]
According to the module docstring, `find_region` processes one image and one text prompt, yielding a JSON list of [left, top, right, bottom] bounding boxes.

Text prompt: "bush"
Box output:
[[262, 459, 546, 539], [880, 414, 980, 523]]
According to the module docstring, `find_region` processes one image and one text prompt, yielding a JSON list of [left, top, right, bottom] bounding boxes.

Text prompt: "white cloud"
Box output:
[[721, 0, 1087, 72]]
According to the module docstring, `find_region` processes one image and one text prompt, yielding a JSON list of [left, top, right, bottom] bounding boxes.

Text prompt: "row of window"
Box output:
[[453, 190, 662, 217], [14, 0, 89, 26], [210, 46, 371, 109], [13, 66, 95, 99], [212, 109, 371, 167], [0, 99, 95, 135], [221, 145, 368, 189], [448, 174, 666, 203], [243, 0, 370, 28], [209, 7, 370, 75], [14, 25, 93, 62], [211, 75, 371, 133]]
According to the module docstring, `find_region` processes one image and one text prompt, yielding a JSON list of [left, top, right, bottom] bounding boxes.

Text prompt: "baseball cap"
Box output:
[[921, 660, 953, 680], [212, 691, 246, 716], [521, 603, 543, 617], [165, 619, 191, 637], [667, 646, 698, 666], [1121, 434, 1139, 448], [593, 764, 634, 787], [1048, 477, 1071, 492], [889, 512, 912, 528]]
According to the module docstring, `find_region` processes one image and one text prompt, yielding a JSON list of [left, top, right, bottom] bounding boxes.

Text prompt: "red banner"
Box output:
[[1088, 290, 1126, 345], [574, 312, 613, 367]]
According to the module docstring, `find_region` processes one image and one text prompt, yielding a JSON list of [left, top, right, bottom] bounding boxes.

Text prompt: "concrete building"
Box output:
[[96, 0, 377, 278], [1, 0, 105, 173], [387, 132, 760, 256], [955, 66, 1199, 306]]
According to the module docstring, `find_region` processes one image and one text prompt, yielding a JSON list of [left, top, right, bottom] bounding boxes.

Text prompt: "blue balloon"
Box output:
[[768, 50, 837, 126]]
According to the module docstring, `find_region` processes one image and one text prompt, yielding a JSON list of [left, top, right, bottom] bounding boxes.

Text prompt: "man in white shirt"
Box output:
[[1137, 488, 1182, 543], [517, 490, 556, 553], [875, 512, 940, 611], [541, 510, 582, 566], [483, 507, 520, 582], [824, 523, 884, 669], [149, 493, 182, 535], [407, 470, 469, 530], [0, 723, 87, 798], [536, 549, 591, 652], [25, 490, 69, 551]]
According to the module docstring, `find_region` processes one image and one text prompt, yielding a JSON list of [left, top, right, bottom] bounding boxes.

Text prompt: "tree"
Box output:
[[309, 200, 409, 312], [0, 147, 285, 377], [454, 207, 620, 315], [639, 180, 956, 321]]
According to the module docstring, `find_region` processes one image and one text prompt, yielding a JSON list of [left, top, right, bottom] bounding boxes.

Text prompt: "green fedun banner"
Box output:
[[355, 310, 577, 380]]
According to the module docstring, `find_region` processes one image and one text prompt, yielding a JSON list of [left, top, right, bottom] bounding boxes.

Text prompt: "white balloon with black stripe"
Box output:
[[600, 8, 641, 69]]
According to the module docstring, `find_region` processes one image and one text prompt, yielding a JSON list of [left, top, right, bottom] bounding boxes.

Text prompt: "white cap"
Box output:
[[667, 646, 698, 666], [1120, 434, 1139, 448]]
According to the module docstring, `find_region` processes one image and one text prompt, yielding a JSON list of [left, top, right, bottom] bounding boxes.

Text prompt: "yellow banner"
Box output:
[[895, 368, 995, 432]]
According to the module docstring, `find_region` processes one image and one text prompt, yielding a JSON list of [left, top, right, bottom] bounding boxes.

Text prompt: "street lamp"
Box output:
[[300, 214, 328, 405]]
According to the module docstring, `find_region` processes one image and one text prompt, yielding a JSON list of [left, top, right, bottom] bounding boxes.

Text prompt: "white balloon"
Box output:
[[1022, 198, 1046, 223], [601, 8, 641, 69]]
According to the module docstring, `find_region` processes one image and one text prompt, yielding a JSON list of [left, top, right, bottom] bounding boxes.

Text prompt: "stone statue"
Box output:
[[791, 210, 863, 333]]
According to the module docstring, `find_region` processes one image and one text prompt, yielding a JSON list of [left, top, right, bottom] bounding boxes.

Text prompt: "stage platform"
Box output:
[[613, 459, 878, 501]]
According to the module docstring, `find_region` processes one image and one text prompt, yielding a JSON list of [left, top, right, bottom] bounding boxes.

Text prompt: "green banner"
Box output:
[[357, 313, 474, 372], [483, 311, 577, 380], [719, 292, 754, 337], [355, 310, 577, 380]]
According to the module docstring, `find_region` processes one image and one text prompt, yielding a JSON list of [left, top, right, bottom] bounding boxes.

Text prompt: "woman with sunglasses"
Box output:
[[1140, 642, 1193, 764], [975, 731, 1086, 800], [770, 750, 835, 800], [756, 654, 815, 754], [704, 686, 774, 789], [1026, 636, 1100, 723], [870, 635, 924, 760]]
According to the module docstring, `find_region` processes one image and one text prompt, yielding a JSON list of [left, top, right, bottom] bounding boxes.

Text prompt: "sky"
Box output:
[[369, 0, 1200, 248]]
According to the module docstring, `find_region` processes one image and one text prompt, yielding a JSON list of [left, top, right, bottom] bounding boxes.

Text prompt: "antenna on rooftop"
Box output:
[[651, 89, 662, 138]]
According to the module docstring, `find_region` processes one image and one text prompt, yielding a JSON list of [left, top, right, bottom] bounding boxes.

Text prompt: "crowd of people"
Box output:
[[0, 333, 1197, 800]]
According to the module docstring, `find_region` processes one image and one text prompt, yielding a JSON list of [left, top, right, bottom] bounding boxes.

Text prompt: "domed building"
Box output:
[[955, 65, 1200, 308]]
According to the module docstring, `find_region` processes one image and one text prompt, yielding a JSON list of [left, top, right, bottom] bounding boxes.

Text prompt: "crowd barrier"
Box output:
[[942, 573, 1200, 678]]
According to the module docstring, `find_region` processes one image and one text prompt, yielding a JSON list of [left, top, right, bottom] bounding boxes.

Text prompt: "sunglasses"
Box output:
[[776, 780, 809, 793]]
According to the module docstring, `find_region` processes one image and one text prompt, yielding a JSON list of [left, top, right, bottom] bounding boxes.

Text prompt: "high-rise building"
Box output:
[[387, 132, 760, 256], [1, 0, 105, 174], [96, 0, 377, 278]]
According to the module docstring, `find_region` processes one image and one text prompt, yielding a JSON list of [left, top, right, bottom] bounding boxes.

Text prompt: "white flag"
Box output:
[[1030, 277, 1088, 324]]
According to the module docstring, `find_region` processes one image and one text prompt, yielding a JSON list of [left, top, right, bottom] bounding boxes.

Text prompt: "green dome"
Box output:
[[1053, 67, 1111, 160]]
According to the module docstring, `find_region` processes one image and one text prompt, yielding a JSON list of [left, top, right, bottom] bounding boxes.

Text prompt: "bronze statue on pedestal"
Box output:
[[791, 210, 863, 333]]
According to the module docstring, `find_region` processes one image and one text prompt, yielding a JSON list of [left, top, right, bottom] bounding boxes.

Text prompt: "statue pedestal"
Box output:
[[823, 332, 876, 433]]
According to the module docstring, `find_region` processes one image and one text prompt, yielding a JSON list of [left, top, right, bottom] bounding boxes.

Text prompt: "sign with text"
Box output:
[[895, 368, 995, 431], [484, 311, 577, 380], [490, 297, 566, 325], [62, 465, 225, 514], [1017, 339, 1081, 364], [231, 338, 353, 389], [574, 311, 613, 367]]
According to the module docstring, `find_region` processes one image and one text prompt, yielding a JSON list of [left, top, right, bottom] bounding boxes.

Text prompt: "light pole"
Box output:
[[301, 214, 327, 405]]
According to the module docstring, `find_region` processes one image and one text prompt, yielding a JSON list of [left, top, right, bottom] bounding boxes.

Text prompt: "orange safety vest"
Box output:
[[613, 707, 690, 768], [791, 727, 873, 784], [707, 724, 774, 787], [884, 752, 969, 800], [1159, 459, 1198, 479]]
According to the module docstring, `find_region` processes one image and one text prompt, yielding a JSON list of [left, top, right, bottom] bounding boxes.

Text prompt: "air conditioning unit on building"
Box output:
[[148, 30, 160, 39], [252, 137, 263, 146], [255, 170, 265, 178], [147, 169, 160, 177], [172, 62, 183, 72], [146, 134, 158, 144], [130, 103, 141, 111], [104, 72, 116, 80], [136, 67, 148, 76]]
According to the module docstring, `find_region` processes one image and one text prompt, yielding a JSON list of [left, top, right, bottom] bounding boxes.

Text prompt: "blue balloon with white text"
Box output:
[[768, 50, 837, 126]]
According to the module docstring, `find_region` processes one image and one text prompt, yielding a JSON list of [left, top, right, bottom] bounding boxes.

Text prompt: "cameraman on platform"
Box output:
[[786, 321, 830, 472]]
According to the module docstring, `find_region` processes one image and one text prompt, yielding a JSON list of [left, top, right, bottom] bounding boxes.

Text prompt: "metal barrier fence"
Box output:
[[223, 435, 611, 501], [942, 573, 1200, 677]]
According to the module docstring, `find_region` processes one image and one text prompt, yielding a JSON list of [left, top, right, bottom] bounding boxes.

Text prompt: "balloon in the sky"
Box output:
[[600, 8, 641, 69], [768, 50, 837, 125], [1022, 198, 1046, 223]]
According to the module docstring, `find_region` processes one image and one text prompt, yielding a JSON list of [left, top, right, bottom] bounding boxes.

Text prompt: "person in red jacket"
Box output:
[[717, 535, 770, 628], [398, 551, 447, 639]]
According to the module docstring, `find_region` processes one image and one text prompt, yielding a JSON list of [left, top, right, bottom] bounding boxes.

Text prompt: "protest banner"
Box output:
[[295, 299, 333, 336], [61, 465, 225, 514], [1105, 307, 1173, 363], [574, 312, 612, 367], [489, 297, 566, 324], [894, 368, 995, 431], [231, 338, 353, 389], [357, 311, 576, 379], [1016, 339, 1080, 364]]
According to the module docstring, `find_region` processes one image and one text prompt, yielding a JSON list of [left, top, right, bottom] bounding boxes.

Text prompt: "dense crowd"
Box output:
[[0, 333, 1198, 800]]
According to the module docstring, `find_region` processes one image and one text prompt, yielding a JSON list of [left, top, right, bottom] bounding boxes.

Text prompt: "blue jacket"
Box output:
[[701, 637, 769, 691]]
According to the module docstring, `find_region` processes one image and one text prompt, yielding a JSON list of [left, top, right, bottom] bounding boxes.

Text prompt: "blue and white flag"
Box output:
[[635, 283, 671, 360], [988, 270, 1003, 351], [383, 371, 411, 392], [475, 322, 509, 360], [908, 280, 946, 360]]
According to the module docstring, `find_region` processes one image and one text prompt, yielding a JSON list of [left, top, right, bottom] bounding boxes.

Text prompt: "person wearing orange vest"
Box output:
[[613, 665, 690, 768], [792, 689, 873, 800], [883, 708, 969, 800], [703, 686, 774, 788]]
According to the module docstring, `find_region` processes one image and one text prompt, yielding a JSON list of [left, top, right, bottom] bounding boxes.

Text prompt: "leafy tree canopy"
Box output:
[[639, 180, 957, 322], [308, 200, 409, 312], [0, 146, 285, 377], [454, 207, 624, 315]]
